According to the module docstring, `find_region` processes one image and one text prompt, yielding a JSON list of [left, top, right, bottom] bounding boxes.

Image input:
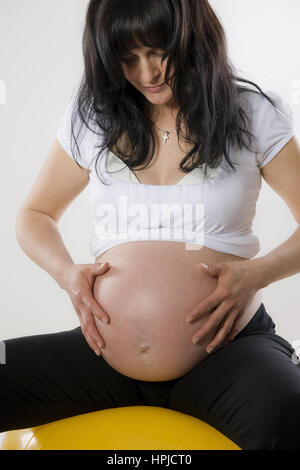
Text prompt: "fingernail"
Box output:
[[97, 342, 104, 350], [94, 349, 100, 356], [201, 263, 209, 269], [207, 346, 214, 353], [192, 337, 200, 344], [101, 317, 109, 324]]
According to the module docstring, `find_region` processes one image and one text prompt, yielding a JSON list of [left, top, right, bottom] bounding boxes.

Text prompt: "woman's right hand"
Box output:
[[62, 262, 111, 356]]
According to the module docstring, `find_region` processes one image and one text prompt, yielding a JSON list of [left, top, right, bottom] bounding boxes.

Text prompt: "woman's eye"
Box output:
[[122, 56, 138, 64], [123, 52, 164, 64]]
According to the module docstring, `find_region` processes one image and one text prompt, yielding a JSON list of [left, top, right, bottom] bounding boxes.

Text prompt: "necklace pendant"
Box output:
[[162, 131, 170, 144]]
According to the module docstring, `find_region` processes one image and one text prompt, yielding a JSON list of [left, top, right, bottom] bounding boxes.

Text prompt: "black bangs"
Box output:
[[95, 0, 173, 62]]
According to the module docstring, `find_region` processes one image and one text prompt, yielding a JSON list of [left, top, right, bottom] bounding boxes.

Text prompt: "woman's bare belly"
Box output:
[[93, 241, 262, 382]]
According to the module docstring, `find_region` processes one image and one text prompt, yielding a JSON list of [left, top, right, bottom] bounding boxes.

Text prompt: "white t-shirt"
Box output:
[[57, 89, 295, 259]]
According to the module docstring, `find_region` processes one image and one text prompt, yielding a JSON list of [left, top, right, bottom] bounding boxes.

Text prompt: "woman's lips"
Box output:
[[145, 83, 166, 93]]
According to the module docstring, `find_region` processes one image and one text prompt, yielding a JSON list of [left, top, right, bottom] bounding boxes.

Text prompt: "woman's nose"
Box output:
[[139, 61, 162, 83]]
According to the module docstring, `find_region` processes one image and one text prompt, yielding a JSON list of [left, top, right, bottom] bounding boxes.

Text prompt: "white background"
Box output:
[[0, 0, 300, 443]]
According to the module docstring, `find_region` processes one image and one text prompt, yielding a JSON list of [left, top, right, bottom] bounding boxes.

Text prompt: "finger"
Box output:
[[206, 310, 240, 353], [85, 330, 102, 357], [81, 296, 110, 325], [93, 262, 110, 275], [91, 297, 110, 325], [192, 302, 232, 343], [186, 300, 215, 324], [223, 315, 241, 343], [81, 325, 101, 356], [80, 307, 105, 352], [186, 290, 228, 323], [88, 316, 106, 350]]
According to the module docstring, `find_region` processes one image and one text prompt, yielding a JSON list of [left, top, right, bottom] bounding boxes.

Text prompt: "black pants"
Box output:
[[1, 302, 300, 450]]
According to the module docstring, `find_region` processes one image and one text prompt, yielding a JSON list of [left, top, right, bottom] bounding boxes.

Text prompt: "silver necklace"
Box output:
[[154, 124, 174, 144]]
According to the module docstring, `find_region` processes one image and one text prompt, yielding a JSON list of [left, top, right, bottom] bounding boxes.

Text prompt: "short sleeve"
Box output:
[[251, 90, 295, 169], [56, 96, 98, 170]]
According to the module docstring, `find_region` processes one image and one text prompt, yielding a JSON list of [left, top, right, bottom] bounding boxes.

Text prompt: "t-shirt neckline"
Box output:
[[103, 149, 223, 188]]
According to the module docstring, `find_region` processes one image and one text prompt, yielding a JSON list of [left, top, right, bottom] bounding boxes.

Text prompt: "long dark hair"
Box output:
[[70, 0, 276, 184]]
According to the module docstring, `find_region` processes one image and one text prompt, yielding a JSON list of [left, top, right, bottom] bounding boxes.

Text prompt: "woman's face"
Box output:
[[120, 46, 176, 109]]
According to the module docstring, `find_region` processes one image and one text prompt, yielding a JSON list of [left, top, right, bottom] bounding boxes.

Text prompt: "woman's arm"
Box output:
[[185, 136, 300, 353], [247, 225, 300, 289], [15, 209, 74, 289], [247, 137, 300, 289], [15, 138, 90, 289]]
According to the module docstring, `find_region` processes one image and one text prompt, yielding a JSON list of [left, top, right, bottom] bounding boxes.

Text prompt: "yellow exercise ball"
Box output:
[[0, 406, 241, 450]]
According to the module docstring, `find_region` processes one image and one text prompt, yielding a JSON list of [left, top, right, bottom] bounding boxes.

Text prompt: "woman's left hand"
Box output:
[[186, 260, 259, 353]]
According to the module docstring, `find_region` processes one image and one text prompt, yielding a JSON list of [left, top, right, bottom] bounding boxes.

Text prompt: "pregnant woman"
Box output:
[[3, 0, 300, 450]]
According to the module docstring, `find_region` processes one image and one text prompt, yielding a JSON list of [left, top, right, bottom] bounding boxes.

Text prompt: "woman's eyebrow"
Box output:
[[125, 47, 158, 54]]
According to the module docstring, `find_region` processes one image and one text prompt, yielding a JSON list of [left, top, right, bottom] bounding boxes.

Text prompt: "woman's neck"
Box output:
[[149, 99, 180, 124]]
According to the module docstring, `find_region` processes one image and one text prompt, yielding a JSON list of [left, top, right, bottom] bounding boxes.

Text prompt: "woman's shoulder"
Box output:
[[238, 88, 293, 123], [237, 88, 295, 169], [56, 95, 103, 170]]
